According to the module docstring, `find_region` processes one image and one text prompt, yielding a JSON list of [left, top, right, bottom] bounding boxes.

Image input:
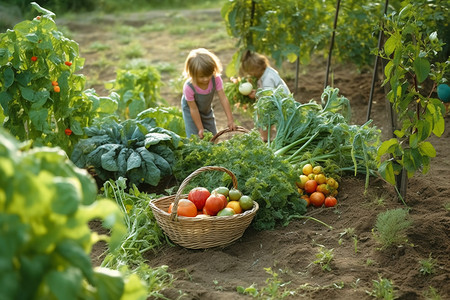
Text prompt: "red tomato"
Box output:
[[324, 196, 338, 208], [304, 180, 318, 194], [64, 128, 72, 136], [188, 187, 210, 210], [203, 193, 226, 216], [65, 61, 72, 66], [310, 192, 325, 207], [31, 56, 37, 62]]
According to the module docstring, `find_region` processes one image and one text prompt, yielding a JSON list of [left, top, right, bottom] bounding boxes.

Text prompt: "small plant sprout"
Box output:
[[313, 245, 334, 271], [423, 286, 442, 300], [367, 276, 396, 300], [236, 268, 295, 299], [419, 254, 437, 275]]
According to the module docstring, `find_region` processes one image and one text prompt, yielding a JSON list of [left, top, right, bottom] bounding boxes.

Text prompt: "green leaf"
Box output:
[[418, 141, 436, 158], [101, 145, 121, 172], [0, 91, 12, 114], [29, 108, 49, 132], [46, 269, 83, 300], [51, 177, 81, 215], [56, 240, 94, 284], [93, 268, 124, 300], [384, 33, 400, 56], [144, 132, 171, 146], [413, 57, 430, 83], [378, 160, 396, 185], [3, 67, 14, 88], [126, 151, 142, 171], [19, 86, 35, 102]]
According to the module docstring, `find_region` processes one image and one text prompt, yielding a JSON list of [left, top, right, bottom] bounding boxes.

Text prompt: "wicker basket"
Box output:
[[149, 166, 259, 249], [210, 126, 250, 144]]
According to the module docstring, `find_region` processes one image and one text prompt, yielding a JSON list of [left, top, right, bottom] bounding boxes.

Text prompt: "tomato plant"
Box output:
[[376, 3, 449, 193], [0, 3, 117, 156], [221, 0, 380, 77], [105, 66, 167, 120]]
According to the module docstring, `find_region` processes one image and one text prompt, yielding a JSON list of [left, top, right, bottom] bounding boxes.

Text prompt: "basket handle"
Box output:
[[210, 126, 250, 143], [170, 166, 238, 220]]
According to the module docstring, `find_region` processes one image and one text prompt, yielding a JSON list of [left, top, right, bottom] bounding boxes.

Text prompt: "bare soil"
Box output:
[[63, 8, 450, 300]]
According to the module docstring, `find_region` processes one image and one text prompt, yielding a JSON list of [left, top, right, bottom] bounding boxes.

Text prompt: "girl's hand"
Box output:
[[249, 90, 256, 99], [228, 121, 237, 131], [198, 128, 204, 139]]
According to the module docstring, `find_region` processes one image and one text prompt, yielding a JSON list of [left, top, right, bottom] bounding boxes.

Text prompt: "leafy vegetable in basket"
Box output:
[[224, 76, 257, 112], [254, 86, 381, 189], [71, 116, 181, 187], [173, 131, 307, 230]]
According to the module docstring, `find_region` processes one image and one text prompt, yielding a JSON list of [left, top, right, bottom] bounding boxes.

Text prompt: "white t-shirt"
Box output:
[[258, 66, 290, 95]]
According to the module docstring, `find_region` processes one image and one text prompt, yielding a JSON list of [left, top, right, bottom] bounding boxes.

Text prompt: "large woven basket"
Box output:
[[210, 126, 250, 144], [149, 166, 259, 249]]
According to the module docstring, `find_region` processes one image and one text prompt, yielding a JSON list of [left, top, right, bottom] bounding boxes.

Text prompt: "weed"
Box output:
[[236, 267, 296, 299], [87, 41, 111, 52], [423, 286, 442, 300], [367, 276, 396, 299], [373, 208, 412, 249], [419, 254, 437, 275], [123, 42, 144, 59], [366, 258, 375, 266], [313, 245, 334, 271], [213, 279, 224, 291]]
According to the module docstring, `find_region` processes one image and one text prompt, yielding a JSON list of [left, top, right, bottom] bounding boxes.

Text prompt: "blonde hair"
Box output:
[[183, 48, 222, 84], [240, 50, 269, 75]]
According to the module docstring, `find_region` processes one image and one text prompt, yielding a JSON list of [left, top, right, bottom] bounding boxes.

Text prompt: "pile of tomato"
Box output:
[[296, 163, 339, 208], [168, 186, 254, 217]]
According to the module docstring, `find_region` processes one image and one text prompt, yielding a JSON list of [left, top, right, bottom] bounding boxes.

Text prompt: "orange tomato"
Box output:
[[310, 192, 325, 207], [203, 194, 226, 216], [316, 183, 330, 195], [301, 194, 310, 207], [168, 199, 197, 217], [324, 196, 338, 207], [304, 180, 318, 194], [226, 201, 243, 214]]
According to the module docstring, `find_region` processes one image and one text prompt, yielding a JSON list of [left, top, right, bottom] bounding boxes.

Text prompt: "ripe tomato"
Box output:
[[324, 196, 338, 207], [64, 128, 72, 136], [53, 86, 60, 93], [188, 187, 210, 210], [300, 194, 310, 207], [203, 193, 226, 216], [310, 192, 325, 207], [65, 61, 72, 66], [226, 200, 243, 214], [169, 199, 197, 217], [304, 180, 318, 194], [316, 183, 330, 195]]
